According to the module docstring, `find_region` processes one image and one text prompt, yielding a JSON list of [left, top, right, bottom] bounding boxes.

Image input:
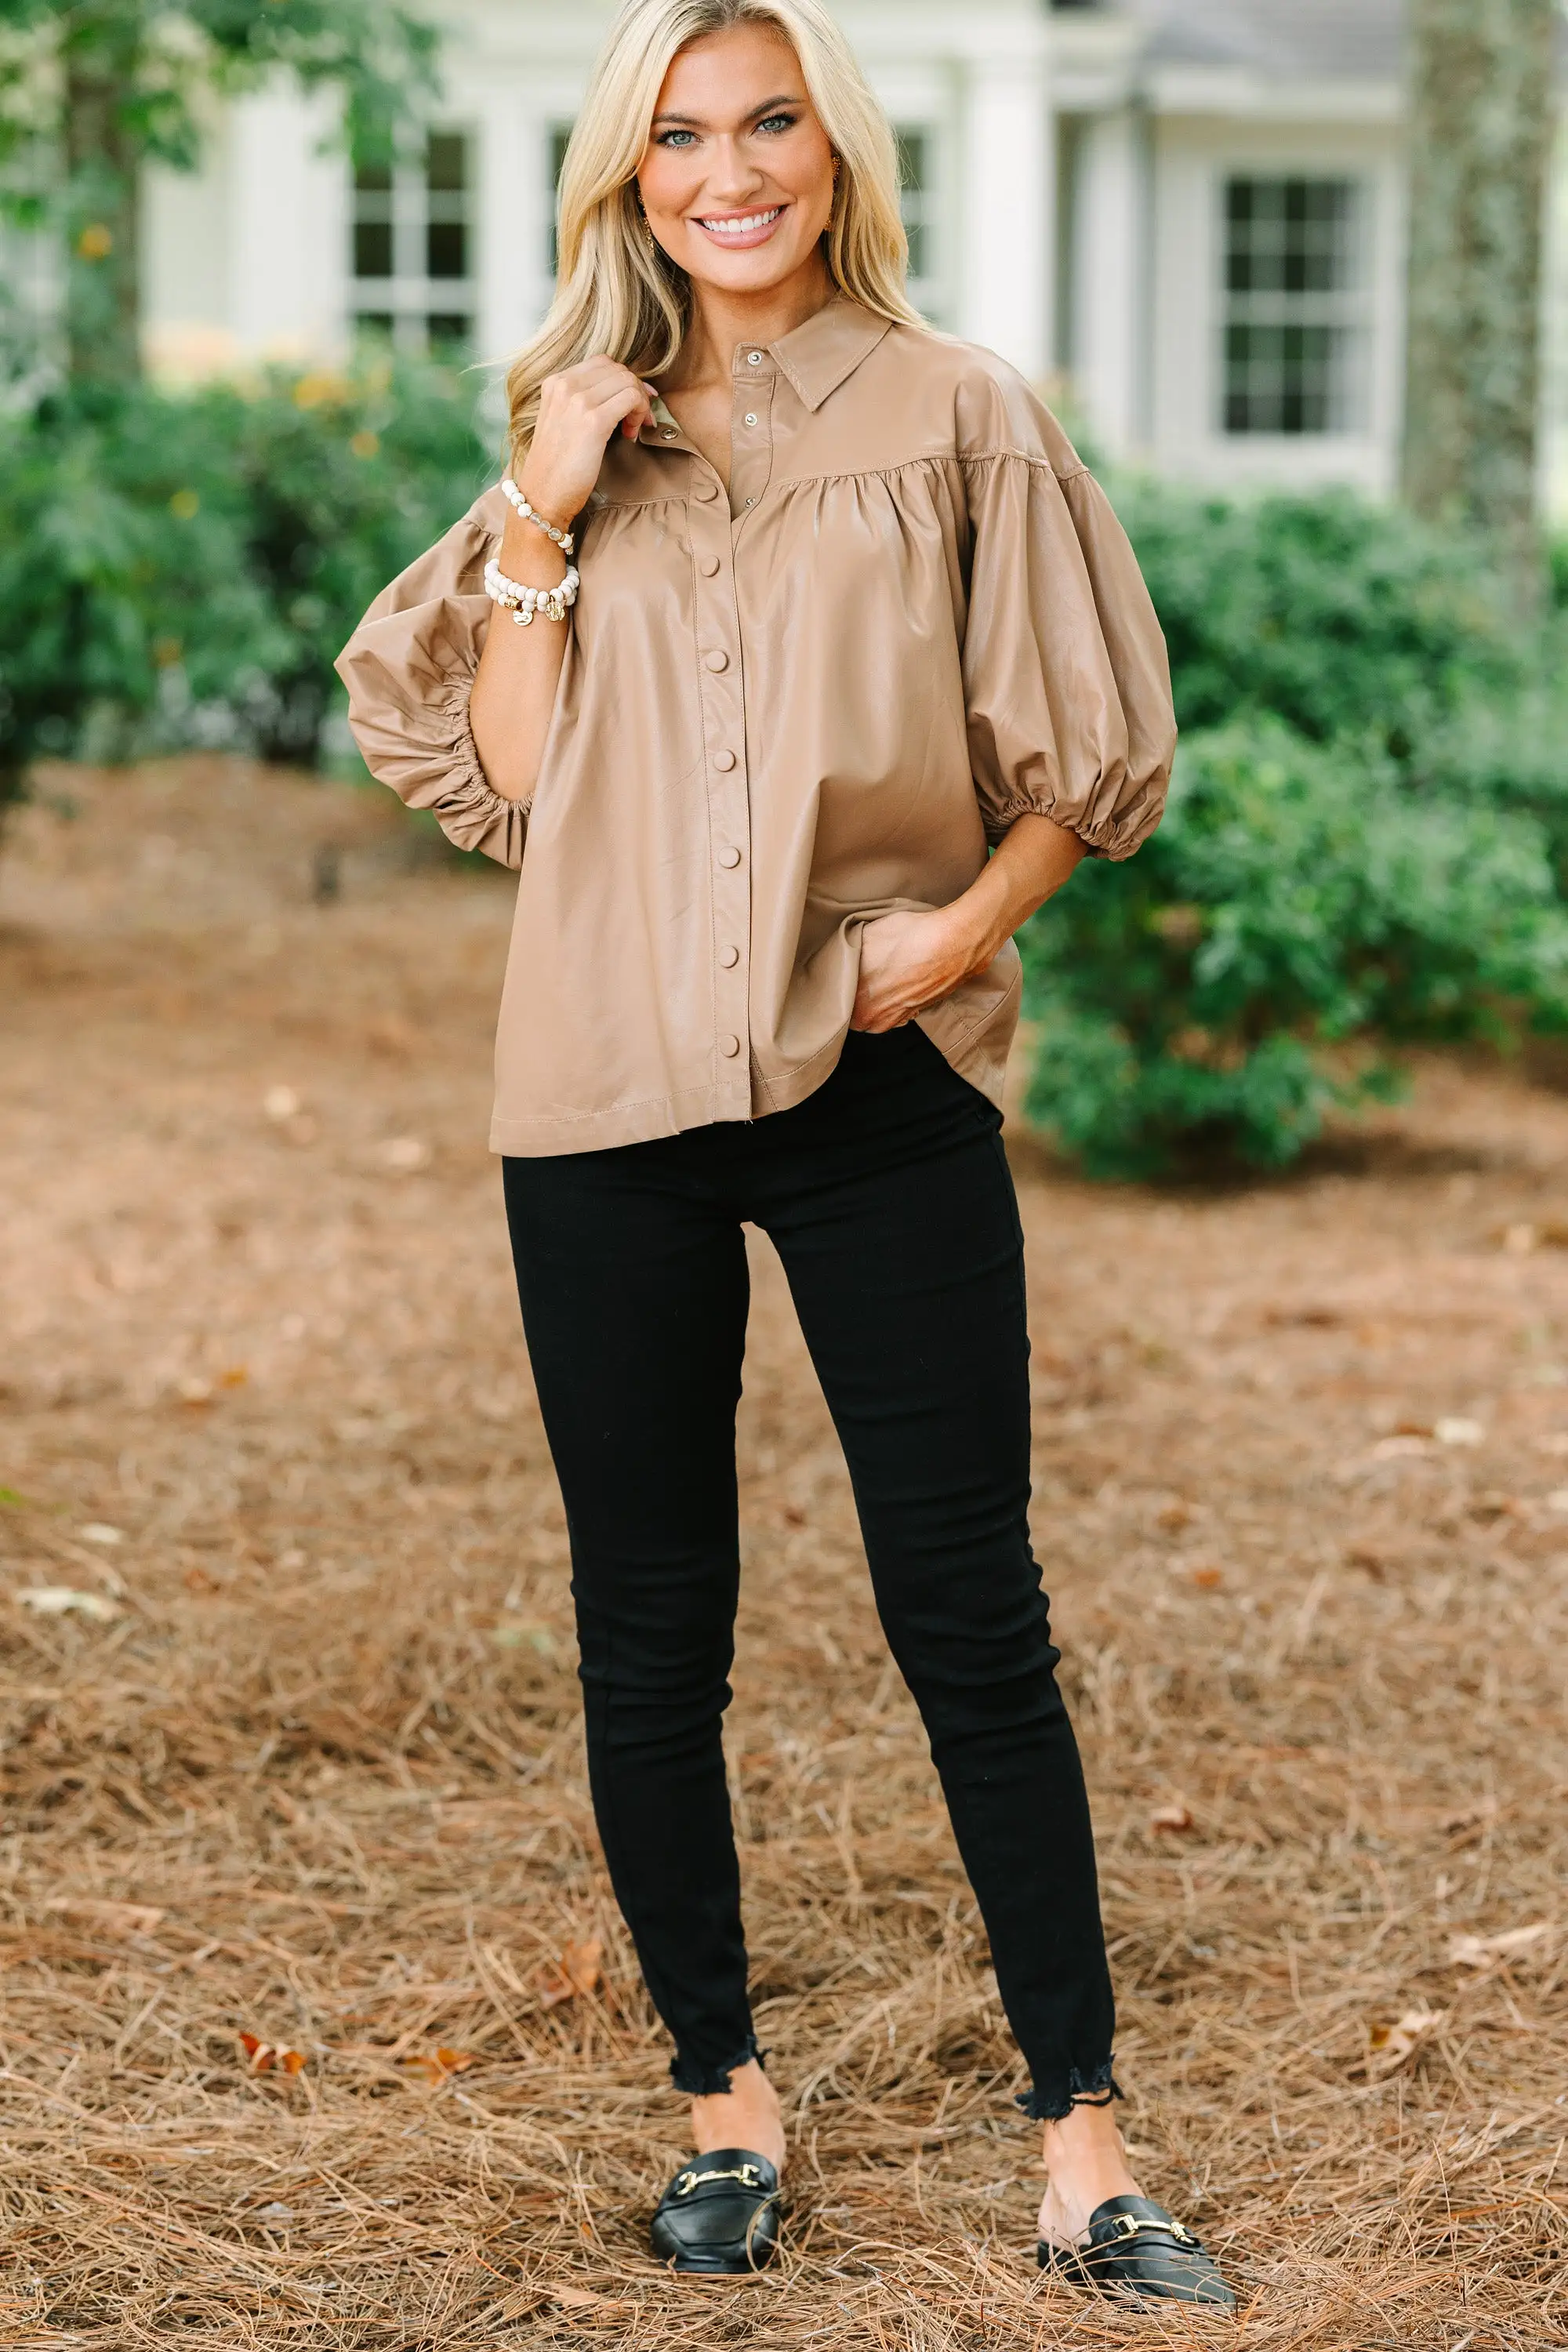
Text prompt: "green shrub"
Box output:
[[194, 361, 492, 764], [0, 383, 284, 808], [1118, 481, 1523, 755], [1021, 720, 1568, 1178], [0, 361, 492, 808]]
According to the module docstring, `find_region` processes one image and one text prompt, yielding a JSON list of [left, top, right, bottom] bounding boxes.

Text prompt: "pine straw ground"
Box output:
[[1, 760, 1566, 2352]]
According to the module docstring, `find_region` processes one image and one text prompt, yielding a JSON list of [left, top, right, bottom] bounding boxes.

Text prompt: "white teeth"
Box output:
[[699, 208, 781, 237]]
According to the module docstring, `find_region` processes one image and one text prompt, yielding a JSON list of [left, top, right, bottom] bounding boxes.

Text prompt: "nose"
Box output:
[[701, 135, 765, 205]]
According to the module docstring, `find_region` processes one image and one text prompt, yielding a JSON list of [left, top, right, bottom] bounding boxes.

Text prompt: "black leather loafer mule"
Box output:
[[1039, 2194, 1236, 2310], [649, 2147, 782, 2275]]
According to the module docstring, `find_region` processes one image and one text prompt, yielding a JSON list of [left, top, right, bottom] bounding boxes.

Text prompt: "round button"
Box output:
[[746, 350, 763, 364], [719, 945, 739, 969], [713, 749, 736, 771], [693, 481, 719, 501], [661, 426, 677, 439], [717, 845, 741, 869], [743, 412, 757, 426], [743, 496, 755, 507], [699, 554, 720, 576], [720, 1034, 741, 1057], [704, 649, 728, 672]]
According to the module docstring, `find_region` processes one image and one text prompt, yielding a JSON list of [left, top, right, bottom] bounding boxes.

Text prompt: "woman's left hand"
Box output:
[[850, 906, 987, 1033]]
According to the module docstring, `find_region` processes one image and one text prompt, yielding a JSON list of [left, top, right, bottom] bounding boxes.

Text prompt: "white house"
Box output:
[[140, 0, 1566, 506]]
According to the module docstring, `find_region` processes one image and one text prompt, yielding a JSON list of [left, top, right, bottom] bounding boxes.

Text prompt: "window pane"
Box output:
[[1222, 176, 1361, 435], [1225, 322, 1345, 434], [427, 313, 472, 353], [354, 312, 395, 339], [426, 132, 467, 194], [354, 220, 394, 278], [354, 160, 393, 194], [426, 220, 467, 279]]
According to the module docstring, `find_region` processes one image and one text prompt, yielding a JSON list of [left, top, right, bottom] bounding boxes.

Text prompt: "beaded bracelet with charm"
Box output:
[[484, 555, 580, 627], [500, 477, 575, 555]]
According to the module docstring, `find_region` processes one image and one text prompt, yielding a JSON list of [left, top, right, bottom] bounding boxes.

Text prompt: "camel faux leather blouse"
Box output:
[[336, 299, 1175, 1158]]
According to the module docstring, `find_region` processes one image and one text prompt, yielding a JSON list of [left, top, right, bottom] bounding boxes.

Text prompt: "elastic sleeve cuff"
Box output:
[[985, 789, 1162, 862], [423, 680, 528, 868]]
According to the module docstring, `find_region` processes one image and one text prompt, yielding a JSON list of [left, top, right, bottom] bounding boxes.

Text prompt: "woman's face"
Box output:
[[637, 24, 837, 295]]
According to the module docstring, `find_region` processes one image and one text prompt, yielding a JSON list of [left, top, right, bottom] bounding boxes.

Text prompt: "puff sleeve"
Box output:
[[335, 500, 527, 869], [959, 409, 1176, 859]]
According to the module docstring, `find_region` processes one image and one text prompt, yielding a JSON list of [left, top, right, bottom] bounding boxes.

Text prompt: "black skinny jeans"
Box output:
[[503, 1026, 1116, 2121]]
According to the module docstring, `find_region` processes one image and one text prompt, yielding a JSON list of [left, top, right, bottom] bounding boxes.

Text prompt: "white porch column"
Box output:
[[956, 49, 1052, 377], [476, 93, 549, 365], [227, 81, 348, 365], [1072, 107, 1145, 459]]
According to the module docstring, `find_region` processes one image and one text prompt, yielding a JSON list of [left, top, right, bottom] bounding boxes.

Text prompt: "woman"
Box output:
[[338, 0, 1233, 2309]]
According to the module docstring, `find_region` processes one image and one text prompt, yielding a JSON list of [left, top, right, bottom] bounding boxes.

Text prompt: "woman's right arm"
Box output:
[[469, 358, 657, 804]]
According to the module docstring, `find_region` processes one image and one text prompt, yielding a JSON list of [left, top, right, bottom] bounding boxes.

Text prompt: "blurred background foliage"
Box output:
[[1022, 485, 1568, 1175], [2, 363, 1567, 1178], [0, 361, 490, 797]]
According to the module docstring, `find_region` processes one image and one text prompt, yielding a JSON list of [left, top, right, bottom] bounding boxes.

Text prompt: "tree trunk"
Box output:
[[64, 38, 143, 383], [1401, 0, 1556, 604]]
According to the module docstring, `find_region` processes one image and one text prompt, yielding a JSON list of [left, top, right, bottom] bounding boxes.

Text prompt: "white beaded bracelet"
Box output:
[[484, 554, 580, 626], [500, 477, 575, 555]]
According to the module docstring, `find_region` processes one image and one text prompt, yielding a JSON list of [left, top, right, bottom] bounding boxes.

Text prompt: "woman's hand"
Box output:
[[849, 815, 1089, 1033], [850, 906, 985, 1033], [519, 358, 658, 532]]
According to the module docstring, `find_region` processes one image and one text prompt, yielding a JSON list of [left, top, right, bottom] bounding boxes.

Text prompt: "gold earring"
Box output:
[[831, 154, 841, 183]]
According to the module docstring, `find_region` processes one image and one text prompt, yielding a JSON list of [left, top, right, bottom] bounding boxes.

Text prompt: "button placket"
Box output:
[[728, 347, 775, 524], [688, 440, 752, 1099]]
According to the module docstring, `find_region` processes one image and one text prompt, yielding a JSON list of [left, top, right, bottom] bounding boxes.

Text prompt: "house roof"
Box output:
[[1116, 1, 1406, 85]]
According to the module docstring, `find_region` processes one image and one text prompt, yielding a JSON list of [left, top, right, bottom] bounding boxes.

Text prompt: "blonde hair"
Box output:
[[504, 0, 924, 452]]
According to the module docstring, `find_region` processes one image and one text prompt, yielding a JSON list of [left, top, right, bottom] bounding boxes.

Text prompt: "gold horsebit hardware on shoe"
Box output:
[[673, 2163, 767, 2197], [1098, 2214, 1196, 2246]]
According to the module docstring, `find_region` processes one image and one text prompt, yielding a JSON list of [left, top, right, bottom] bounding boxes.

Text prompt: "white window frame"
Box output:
[[351, 126, 479, 358], [1216, 171, 1371, 438]]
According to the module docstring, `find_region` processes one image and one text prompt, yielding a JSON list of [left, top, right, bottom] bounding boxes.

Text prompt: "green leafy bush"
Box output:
[[0, 384, 282, 807], [0, 361, 492, 809], [197, 362, 492, 763], [1119, 482, 1524, 755], [1022, 721, 1568, 1177]]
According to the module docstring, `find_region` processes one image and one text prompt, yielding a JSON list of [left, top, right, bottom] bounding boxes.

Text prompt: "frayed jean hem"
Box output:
[[1014, 2059, 1123, 2123]]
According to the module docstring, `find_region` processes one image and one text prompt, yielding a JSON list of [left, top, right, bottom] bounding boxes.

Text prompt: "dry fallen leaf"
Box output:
[[1363, 2006, 1445, 2078], [1435, 1417, 1483, 1447], [79, 1523, 123, 1545], [1448, 1922, 1552, 1971], [1189, 1565, 1224, 1591], [1156, 1501, 1192, 1533], [1149, 1801, 1195, 1834], [16, 1586, 122, 1623], [239, 2032, 307, 2074], [263, 1085, 301, 1121], [44, 1898, 164, 1936], [1371, 1434, 1431, 1461], [539, 1936, 605, 2009], [397, 2046, 477, 2085], [551, 2285, 630, 2312]]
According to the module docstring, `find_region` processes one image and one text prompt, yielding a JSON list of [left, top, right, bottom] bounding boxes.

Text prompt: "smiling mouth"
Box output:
[[694, 206, 784, 241]]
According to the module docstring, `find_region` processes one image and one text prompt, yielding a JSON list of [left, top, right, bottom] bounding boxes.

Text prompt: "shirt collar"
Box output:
[[768, 298, 892, 411]]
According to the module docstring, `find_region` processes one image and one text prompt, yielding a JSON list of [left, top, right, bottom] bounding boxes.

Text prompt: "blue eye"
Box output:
[[757, 113, 796, 135], [656, 128, 698, 148]]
